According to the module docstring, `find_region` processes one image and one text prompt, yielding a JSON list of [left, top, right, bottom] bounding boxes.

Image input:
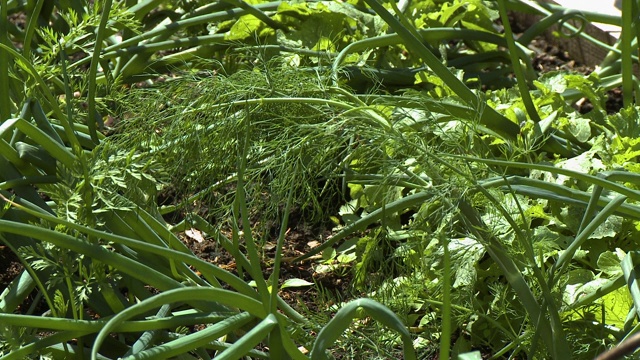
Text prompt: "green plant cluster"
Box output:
[[2, 0, 640, 359]]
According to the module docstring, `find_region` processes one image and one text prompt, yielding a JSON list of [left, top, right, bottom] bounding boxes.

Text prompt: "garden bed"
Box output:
[[1, 1, 637, 359]]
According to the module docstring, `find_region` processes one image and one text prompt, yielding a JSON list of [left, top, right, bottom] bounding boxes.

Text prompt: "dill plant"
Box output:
[[112, 62, 355, 225], [3, 0, 640, 357]]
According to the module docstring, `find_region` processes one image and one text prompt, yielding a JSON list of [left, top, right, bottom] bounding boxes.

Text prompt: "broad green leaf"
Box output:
[[563, 275, 602, 307], [277, 2, 313, 17], [447, 238, 484, 289], [565, 116, 591, 143], [225, 15, 274, 41], [600, 286, 633, 329], [589, 215, 622, 240], [536, 71, 568, 94], [323, 1, 385, 36], [597, 250, 624, 277]]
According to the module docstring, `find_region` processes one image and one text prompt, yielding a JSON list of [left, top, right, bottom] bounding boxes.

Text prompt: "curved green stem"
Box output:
[[498, 0, 540, 123], [338, 2, 522, 139]]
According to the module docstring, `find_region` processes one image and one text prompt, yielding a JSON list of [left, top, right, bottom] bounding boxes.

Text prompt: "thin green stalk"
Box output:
[[60, 51, 76, 146], [457, 200, 567, 358], [622, 252, 640, 320], [127, 0, 167, 20], [102, 33, 227, 59], [91, 288, 267, 360], [295, 191, 434, 261], [576, 185, 605, 235], [555, 195, 628, 277], [0, 176, 57, 190], [0, 44, 80, 151], [471, 186, 569, 358], [497, 0, 540, 123], [402, 144, 569, 357], [5, 194, 258, 298], [479, 177, 640, 220], [568, 275, 626, 310], [86, 0, 112, 143], [439, 231, 451, 360], [220, 0, 284, 31], [269, 184, 295, 313], [101, 2, 281, 54], [235, 114, 271, 306], [175, 96, 390, 133], [0, 0, 10, 122], [183, 97, 357, 113], [0, 330, 87, 360], [216, 314, 278, 360], [452, 156, 640, 202], [332, 28, 534, 86], [122, 312, 256, 360], [621, 0, 636, 107], [21, 0, 45, 56], [361, 0, 520, 140], [517, 9, 587, 45]]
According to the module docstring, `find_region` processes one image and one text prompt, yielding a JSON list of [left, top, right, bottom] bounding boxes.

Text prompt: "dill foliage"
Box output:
[[113, 65, 355, 223]]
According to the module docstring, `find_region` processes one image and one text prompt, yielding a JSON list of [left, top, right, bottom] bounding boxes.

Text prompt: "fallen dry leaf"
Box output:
[[185, 228, 205, 243]]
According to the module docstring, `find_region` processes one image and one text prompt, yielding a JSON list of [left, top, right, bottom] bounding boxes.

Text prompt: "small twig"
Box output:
[[595, 332, 640, 360]]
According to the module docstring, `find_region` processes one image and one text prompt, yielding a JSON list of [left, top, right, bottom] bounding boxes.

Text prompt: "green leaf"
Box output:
[[563, 275, 602, 306], [589, 215, 622, 240], [448, 237, 484, 289], [0, 117, 18, 139], [597, 250, 624, 277], [565, 116, 591, 143], [600, 286, 633, 329], [225, 14, 274, 41], [277, 2, 313, 17], [457, 351, 482, 360], [536, 71, 568, 94], [280, 278, 314, 289]]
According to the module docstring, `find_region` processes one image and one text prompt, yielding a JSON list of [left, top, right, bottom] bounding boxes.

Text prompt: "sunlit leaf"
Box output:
[[280, 278, 314, 289]]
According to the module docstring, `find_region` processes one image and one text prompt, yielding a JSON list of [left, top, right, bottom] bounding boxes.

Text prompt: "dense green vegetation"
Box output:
[[1, 0, 640, 358]]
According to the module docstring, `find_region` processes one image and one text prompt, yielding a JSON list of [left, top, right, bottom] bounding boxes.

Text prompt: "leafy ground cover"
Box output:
[[2, 0, 640, 359]]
